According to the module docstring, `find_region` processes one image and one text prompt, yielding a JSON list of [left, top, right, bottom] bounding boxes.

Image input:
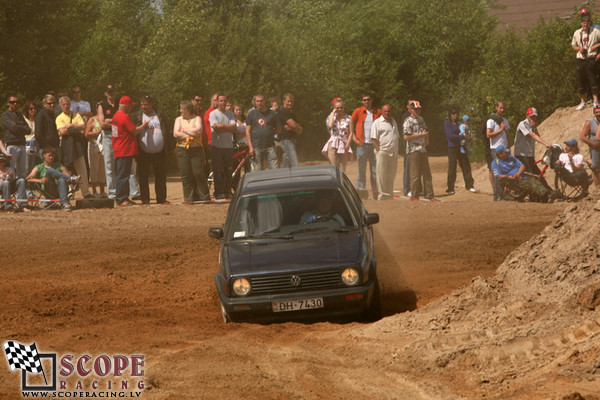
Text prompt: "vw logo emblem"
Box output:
[[290, 275, 302, 287]]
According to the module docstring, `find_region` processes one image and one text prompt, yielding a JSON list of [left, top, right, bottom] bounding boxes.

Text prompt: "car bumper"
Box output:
[[215, 275, 377, 322]]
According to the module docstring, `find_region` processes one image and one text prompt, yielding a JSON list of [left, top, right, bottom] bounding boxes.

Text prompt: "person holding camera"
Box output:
[[572, 9, 600, 111]]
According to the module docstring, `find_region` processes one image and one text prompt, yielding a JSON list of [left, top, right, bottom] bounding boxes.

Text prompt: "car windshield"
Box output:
[[229, 189, 356, 239]]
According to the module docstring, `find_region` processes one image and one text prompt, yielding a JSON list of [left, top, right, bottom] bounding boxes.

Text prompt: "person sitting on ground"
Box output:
[[491, 145, 560, 203], [300, 190, 345, 226], [0, 153, 26, 212], [26, 146, 79, 212], [555, 138, 590, 196]]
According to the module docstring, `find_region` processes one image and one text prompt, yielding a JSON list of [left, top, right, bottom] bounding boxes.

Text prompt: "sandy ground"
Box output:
[[4, 152, 597, 400]]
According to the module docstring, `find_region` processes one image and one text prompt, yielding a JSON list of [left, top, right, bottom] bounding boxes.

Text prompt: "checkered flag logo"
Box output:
[[3, 341, 43, 374]]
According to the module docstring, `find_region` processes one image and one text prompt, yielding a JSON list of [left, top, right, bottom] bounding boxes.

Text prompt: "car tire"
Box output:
[[364, 279, 382, 322], [220, 302, 231, 323]]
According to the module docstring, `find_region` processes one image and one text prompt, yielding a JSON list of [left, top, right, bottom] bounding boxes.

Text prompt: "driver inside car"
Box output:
[[300, 190, 345, 225]]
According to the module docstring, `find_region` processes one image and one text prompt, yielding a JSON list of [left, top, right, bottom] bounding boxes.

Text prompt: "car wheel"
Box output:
[[364, 279, 382, 322], [220, 302, 231, 323]]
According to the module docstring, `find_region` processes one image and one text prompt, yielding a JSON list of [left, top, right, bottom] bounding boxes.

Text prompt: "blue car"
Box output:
[[209, 165, 380, 323]]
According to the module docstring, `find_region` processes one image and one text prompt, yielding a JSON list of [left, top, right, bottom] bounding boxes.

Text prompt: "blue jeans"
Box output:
[[491, 151, 502, 201], [115, 156, 133, 204], [1, 178, 26, 209], [102, 132, 139, 199], [356, 143, 377, 192], [7, 145, 27, 179], [43, 167, 71, 205], [252, 146, 278, 171], [280, 140, 298, 168]]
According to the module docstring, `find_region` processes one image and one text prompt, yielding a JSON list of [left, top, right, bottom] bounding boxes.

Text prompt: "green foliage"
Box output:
[[0, 0, 588, 161]]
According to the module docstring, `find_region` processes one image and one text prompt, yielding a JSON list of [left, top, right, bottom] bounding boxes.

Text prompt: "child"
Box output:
[[0, 153, 27, 212], [26, 146, 80, 211], [459, 115, 471, 155]]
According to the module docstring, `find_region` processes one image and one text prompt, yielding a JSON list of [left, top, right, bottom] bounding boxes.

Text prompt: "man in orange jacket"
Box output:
[[352, 92, 381, 199]]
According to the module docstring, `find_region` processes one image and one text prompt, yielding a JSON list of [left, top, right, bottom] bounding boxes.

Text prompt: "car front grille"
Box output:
[[250, 268, 344, 294]]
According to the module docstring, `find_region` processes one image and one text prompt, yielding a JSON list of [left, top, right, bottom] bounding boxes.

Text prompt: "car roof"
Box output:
[[239, 165, 343, 196]]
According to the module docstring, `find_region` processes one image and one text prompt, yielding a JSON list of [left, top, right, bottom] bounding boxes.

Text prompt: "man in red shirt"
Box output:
[[111, 96, 148, 206]]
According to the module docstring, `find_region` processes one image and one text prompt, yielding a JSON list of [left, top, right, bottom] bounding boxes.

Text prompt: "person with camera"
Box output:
[[56, 96, 92, 199], [572, 9, 600, 111]]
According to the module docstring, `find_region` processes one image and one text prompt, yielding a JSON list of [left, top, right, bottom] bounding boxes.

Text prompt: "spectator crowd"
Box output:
[[1, 7, 599, 212]]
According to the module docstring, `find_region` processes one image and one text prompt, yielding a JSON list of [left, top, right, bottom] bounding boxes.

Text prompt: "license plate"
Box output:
[[272, 297, 324, 312]]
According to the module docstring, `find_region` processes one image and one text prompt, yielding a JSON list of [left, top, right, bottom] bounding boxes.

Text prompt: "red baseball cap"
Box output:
[[526, 107, 538, 117], [119, 96, 136, 105]]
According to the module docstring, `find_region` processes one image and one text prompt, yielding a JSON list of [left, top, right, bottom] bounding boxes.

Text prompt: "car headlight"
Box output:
[[232, 278, 251, 296], [341, 268, 360, 286]]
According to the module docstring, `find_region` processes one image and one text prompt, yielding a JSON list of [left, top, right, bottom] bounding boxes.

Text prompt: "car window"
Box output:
[[341, 174, 363, 219], [229, 189, 357, 239]]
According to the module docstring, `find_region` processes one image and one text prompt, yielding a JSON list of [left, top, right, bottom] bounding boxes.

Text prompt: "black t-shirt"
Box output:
[[246, 108, 279, 148], [277, 108, 298, 141], [98, 100, 118, 132]]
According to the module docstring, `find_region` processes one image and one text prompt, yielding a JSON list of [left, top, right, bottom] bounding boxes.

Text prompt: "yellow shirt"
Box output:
[[56, 112, 84, 133], [176, 116, 202, 148]]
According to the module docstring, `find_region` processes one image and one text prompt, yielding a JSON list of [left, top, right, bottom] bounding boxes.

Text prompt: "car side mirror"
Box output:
[[363, 213, 379, 225], [209, 227, 224, 239]]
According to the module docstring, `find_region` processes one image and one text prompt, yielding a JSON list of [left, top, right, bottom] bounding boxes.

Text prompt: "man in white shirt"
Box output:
[[514, 107, 552, 192], [556, 138, 589, 196], [371, 105, 399, 200], [486, 101, 510, 201], [572, 9, 600, 110], [209, 94, 237, 199], [70, 85, 92, 120], [131, 96, 172, 204]]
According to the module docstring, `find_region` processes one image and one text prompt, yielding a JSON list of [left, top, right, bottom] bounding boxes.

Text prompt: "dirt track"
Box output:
[[2, 156, 594, 399]]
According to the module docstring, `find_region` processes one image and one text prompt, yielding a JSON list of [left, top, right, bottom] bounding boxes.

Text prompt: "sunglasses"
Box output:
[[8, 100, 18, 104], [193, 98, 202, 102]]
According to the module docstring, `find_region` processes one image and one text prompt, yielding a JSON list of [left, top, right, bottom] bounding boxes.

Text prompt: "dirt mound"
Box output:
[[358, 194, 600, 398], [474, 105, 595, 194]]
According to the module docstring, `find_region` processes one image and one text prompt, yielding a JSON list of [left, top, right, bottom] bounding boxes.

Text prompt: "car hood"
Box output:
[[225, 232, 361, 275]]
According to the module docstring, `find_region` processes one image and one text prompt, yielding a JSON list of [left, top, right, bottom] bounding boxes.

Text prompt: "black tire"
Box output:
[[220, 302, 231, 324], [364, 279, 382, 322], [75, 198, 115, 209]]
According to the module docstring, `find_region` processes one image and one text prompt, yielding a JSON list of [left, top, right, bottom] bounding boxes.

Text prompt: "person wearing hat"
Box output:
[[514, 107, 552, 194], [556, 138, 590, 196], [97, 85, 141, 201], [491, 145, 559, 203], [0, 153, 26, 212], [111, 96, 149, 206], [572, 9, 600, 110], [403, 100, 434, 201]]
